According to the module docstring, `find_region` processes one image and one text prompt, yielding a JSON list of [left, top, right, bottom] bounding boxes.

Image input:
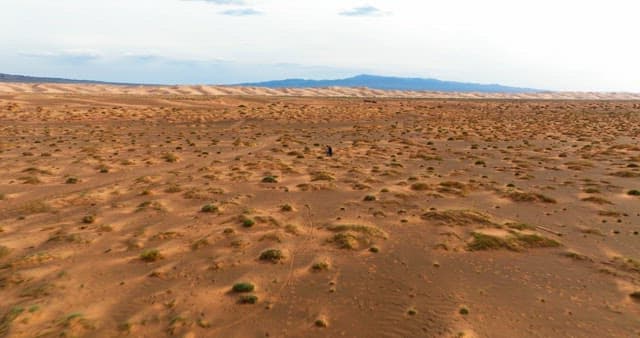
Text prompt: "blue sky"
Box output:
[[1, 0, 639, 91]]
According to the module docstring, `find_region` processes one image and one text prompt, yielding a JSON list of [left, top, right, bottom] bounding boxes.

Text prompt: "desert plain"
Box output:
[[1, 84, 640, 337]]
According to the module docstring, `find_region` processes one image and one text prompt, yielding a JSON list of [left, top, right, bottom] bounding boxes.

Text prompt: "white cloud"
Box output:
[[1, 0, 639, 91]]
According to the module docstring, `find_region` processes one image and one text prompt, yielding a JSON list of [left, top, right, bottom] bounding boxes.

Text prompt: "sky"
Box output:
[[1, 0, 639, 91]]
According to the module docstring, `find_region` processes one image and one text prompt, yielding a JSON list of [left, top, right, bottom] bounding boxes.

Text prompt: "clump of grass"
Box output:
[[232, 282, 255, 293], [314, 318, 328, 327], [628, 190, 640, 196], [284, 224, 300, 235], [560, 251, 592, 262], [581, 196, 613, 205], [410, 182, 430, 191], [238, 295, 258, 304], [259, 249, 284, 263], [261, 176, 278, 183], [82, 215, 95, 224], [630, 292, 640, 301], [280, 204, 293, 212], [140, 249, 162, 262], [0, 246, 11, 259], [311, 261, 330, 272], [459, 307, 469, 315], [136, 201, 165, 212], [163, 153, 178, 163], [467, 232, 560, 251], [421, 209, 494, 226], [20, 176, 42, 184], [583, 187, 600, 194], [164, 184, 182, 193], [467, 232, 513, 251], [610, 171, 640, 178], [363, 195, 376, 201], [0, 306, 25, 335], [201, 204, 219, 213], [505, 191, 556, 203], [331, 232, 359, 250], [311, 171, 334, 181], [65, 177, 79, 184], [327, 224, 387, 238], [20, 282, 53, 298], [241, 217, 255, 228], [514, 233, 561, 248], [191, 238, 210, 250], [505, 222, 535, 231]]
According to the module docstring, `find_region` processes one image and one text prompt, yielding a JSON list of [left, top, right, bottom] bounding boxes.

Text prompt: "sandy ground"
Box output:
[[1, 82, 640, 100], [0, 91, 640, 337]]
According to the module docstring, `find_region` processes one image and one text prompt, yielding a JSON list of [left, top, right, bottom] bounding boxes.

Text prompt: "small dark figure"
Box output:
[[326, 145, 333, 157]]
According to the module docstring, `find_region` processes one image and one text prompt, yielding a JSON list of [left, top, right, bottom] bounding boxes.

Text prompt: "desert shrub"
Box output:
[[232, 282, 255, 293], [163, 153, 178, 163], [238, 295, 258, 304], [628, 190, 640, 196], [410, 182, 430, 191], [311, 261, 329, 271], [140, 249, 162, 262], [201, 204, 219, 213], [259, 249, 284, 262], [280, 204, 293, 212], [262, 176, 278, 183]]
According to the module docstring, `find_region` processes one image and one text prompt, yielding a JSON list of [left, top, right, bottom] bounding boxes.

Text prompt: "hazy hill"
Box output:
[[238, 74, 542, 93]]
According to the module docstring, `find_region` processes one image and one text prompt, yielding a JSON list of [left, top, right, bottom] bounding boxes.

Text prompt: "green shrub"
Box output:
[[238, 295, 258, 304], [628, 190, 640, 196], [259, 249, 284, 262], [262, 176, 278, 183], [201, 204, 219, 213], [140, 249, 162, 262], [232, 282, 255, 293]]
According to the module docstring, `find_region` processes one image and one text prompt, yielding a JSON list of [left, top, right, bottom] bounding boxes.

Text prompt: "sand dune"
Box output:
[[1, 82, 639, 99]]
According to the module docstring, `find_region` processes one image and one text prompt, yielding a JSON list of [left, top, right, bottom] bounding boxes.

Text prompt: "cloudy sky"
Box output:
[[1, 0, 639, 91]]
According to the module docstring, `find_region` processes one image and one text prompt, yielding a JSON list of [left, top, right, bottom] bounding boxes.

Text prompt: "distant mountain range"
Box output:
[[0, 73, 542, 93], [238, 74, 543, 93], [0, 73, 133, 85]]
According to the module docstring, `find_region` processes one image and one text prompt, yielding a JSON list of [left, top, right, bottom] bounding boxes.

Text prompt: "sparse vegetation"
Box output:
[[280, 204, 293, 212], [422, 209, 494, 226], [140, 249, 162, 262], [232, 282, 255, 293], [311, 261, 330, 271], [82, 215, 95, 224], [201, 204, 219, 213], [238, 295, 258, 304], [259, 249, 284, 262], [163, 153, 178, 163], [467, 232, 560, 251], [0, 246, 10, 259], [242, 217, 255, 227], [581, 196, 613, 205], [505, 191, 556, 203], [410, 182, 430, 191], [628, 190, 640, 196], [262, 175, 278, 183]]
